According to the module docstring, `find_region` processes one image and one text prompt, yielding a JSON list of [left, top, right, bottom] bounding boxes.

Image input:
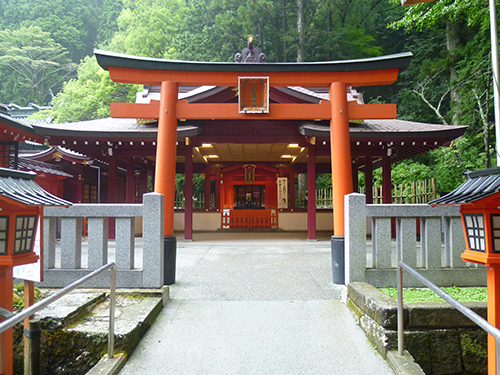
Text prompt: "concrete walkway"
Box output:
[[118, 232, 394, 375]]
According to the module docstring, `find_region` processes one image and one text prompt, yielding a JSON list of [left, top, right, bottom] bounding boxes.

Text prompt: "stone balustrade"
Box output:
[[345, 193, 486, 287], [40, 193, 164, 288]]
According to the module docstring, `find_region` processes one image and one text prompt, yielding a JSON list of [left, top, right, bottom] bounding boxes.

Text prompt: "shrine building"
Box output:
[[28, 42, 467, 246]]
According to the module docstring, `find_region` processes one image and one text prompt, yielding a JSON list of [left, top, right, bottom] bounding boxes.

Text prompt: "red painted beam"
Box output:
[[111, 101, 397, 121], [347, 102, 396, 120], [108, 66, 401, 87], [194, 136, 305, 144]]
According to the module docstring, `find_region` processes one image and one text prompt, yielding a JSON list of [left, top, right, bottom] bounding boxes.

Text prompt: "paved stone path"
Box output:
[[118, 232, 394, 375]]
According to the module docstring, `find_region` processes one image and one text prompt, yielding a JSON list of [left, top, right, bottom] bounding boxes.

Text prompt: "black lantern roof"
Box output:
[[430, 167, 500, 205], [0, 168, 71, 206]]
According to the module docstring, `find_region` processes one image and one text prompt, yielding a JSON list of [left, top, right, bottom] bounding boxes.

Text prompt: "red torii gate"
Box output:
[[95, 49, 412, 260]]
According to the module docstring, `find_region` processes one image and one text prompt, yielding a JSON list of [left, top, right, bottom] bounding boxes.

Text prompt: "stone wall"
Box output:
[[347, 282, 488, 374]]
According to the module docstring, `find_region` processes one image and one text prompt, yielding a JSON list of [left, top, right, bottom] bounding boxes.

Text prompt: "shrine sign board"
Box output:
[[277, 177, 288, 209], [238, 77, 269, 113]]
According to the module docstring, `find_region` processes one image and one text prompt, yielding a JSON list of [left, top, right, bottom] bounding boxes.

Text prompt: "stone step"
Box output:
[[20, 287, 169, 375]]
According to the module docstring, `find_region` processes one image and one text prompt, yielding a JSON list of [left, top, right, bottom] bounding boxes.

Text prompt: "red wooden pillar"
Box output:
[[107, 158, 118, 239], [138, 166, 148, 203], [352, 162, 359, 193], [184, 139, 193, 240], [76, 170, 84, 203], [279, 165, 285, 177], [382, 154, 392, 204], [0, 266, 13, 375], [150, 164, 155, 191], [204, 164, 211, 210], [154, 81, 178, 237], [215, 164, 221, 211], [307, 144, 316, 240], [108, 158, 118, 203], [154, 81, 178, 285], [487, 266, 500, 373], [365, 156, 373, 204], [126, 157, 135, 203], [330, 82, 353, 236]]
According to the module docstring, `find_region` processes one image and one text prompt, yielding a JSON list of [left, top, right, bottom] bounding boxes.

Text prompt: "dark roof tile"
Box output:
[[430, 167, 500, 205], [0, 168, 71, 206]]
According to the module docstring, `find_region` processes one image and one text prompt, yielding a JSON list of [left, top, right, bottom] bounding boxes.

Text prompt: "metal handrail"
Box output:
[[0, 262, 117, 360], [397, 261, 500, 374]]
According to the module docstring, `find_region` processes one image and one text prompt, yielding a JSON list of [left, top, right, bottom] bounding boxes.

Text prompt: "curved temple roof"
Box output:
[[95, 49, 413, 74], [30, 117, 467, 166], [0, 113, 45, 144]]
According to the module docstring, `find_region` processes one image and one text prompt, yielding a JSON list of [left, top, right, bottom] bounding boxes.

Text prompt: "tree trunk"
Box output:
[[258, 19, 264, 53], [473, 87, 492, 169], [327, 10, 332, 59], [446, 20, 462, 125], [275, 17, 281, 62], [486, 73, 492, 168], [485, 123, 491, 168], [297, 0, 304, 62], [282, 0, 287, 61]]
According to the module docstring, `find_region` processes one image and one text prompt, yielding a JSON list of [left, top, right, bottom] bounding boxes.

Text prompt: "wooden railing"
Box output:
[[359, 178, 437, 204], [178, 178, 436, 211], [174, 192, 215, 209], [316, 188, 333, 208], [221, 209, 278, 229]]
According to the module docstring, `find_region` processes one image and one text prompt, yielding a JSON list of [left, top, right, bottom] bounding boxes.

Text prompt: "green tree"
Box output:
[[0, 26, 76, 105], [427, 134, 492, 193], [107, 0, 187, 58], [44, 0, 188, 122], [370, 160, 432, 187], [96, 0, 125, 47], [48, 56, 137, 123], [389, 0, 491, 125], [454, 31, 494, 167], [0, 0, 103, 62], [174, 0, 280, 62], [387, 0, 496, 184], [175, 0, 394, 63]]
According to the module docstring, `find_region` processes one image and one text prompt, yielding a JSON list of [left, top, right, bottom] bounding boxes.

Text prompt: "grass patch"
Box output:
[[380, 287, 487, 303], [13, 283, 43, 310]]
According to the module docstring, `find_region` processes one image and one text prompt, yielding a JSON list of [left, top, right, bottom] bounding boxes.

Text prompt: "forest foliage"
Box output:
[[0, 0, 498, 193]]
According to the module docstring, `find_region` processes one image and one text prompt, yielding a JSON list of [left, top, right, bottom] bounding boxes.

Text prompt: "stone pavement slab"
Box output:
[[120, 299, 393, 375], [118, 232, 394, 375]]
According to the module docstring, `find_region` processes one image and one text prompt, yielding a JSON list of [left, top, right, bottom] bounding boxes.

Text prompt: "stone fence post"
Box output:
[[142, 193, 164, 288], [345, 193, 367, 284]]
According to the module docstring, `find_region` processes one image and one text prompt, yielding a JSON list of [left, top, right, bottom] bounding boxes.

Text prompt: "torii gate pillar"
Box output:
[[330, 82, 353, 284], [330, 82, 353, 237], [155, 81, 178, 285]]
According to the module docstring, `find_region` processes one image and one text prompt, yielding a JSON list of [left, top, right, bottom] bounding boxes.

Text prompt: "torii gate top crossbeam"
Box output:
[[94, 50, 413, 87]]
